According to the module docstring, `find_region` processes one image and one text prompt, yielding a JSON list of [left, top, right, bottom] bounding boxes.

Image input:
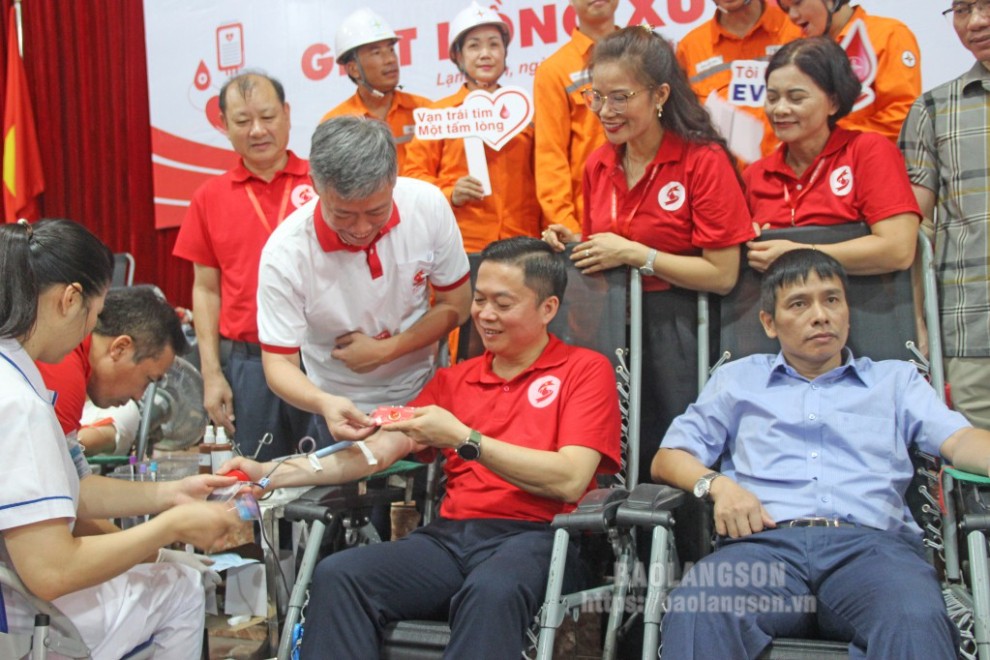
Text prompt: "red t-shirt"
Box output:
[[172, 152, 313, 343], [411, 335, 621, 523], [582, 132, 754, 292], [743, 127, 921, 228], [36, 336, 91, 435]]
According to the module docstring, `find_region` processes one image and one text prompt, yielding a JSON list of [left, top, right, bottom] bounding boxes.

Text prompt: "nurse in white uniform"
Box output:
[[0, 219, 243, 659]]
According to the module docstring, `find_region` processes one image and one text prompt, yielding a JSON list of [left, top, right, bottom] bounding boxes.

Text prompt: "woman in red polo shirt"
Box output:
[[543, 26, 753, 485], [743, 37, 920, 274]]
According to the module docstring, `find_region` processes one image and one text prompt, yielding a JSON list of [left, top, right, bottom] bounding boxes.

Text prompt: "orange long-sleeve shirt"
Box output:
[[404, 86, 543, 253], [533, 28, 606, 234], [676, 3, 801, 163], [834, 7, 921, 142], [322, 89, 432, 175]]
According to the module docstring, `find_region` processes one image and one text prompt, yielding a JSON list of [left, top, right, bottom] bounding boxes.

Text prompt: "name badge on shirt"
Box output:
[[696, 55, 723, 75], [729, 60, 768, 107]]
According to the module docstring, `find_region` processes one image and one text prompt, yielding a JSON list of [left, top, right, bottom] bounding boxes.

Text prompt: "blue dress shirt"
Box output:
[[662, 351, 970, 534]]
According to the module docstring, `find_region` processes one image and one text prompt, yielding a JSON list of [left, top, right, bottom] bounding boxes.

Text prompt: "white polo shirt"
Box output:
[[258, 177, 470, 410]]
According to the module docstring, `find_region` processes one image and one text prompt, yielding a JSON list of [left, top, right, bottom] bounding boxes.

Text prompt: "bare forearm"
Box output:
[[816, 234, 916, 275], [262, 352, 342, 418], [621, 243, 739, 295], [651, 448, 715, 490], [387, 298, 468, 363], [6, 516, 183, 601], [264, 432, 419, 489], [472, 436, 600, 503], [78, 425, 117, 455], [76, 475, 175, 519], [945, 428, 990, 476], [192, 280, 223, 375]]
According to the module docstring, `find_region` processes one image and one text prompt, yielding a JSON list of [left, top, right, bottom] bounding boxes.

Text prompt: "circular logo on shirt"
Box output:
[[527, 376, 561, 409], [291, 184, 316, 208], [901, 50, 917, 68], [829, 166, 854, 197], [658, 182, 686, 212]]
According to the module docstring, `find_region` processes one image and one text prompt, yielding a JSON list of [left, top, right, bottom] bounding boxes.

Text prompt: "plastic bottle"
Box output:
[[199, 425, 216, 474], [212, 426, 234, 474]]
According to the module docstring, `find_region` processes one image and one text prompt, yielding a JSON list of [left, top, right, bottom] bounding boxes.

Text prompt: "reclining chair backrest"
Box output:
[[718, 223, 919, 366], [456, 248, 628, 371]]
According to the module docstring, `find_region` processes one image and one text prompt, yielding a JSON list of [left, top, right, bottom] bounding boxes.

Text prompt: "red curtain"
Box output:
[[0, 0, 193, 307]]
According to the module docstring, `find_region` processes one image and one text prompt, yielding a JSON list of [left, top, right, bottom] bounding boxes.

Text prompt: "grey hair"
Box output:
[[309, 116, 397, 199]]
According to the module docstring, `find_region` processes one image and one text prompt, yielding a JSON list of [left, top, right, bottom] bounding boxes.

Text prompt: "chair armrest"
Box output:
[[614, 483, 687, 528], [282, 482, 407, 523], [551, 487, 630, 532]]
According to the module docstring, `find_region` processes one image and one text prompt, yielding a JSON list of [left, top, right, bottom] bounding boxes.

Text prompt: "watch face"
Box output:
[[457, 442, 480, 461], [693, 479, 707, 498]]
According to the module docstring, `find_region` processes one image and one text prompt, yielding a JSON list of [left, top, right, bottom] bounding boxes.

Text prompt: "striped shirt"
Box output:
[[899, 61, 990, 357]]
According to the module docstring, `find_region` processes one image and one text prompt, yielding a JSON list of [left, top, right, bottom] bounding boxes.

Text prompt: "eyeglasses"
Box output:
[[942, 0, 990, 20], [581, 88, 653, 113]]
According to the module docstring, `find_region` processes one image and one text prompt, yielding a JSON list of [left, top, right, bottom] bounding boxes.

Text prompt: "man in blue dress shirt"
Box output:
[[652, 248, 990, 659]]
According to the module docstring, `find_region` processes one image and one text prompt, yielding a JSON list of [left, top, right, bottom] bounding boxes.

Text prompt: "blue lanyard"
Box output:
[[0, 350, 53, 404]]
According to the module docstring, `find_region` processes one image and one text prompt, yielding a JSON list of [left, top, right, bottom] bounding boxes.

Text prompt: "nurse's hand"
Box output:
[[169, 473, 238, 506], [165, 500, 245, 553]]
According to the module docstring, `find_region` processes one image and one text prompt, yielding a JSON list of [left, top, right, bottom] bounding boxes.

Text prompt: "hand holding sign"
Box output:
[[413, 85, 534, 197]]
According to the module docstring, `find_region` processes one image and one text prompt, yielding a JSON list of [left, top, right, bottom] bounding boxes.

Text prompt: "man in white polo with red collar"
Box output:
[[257, 115, 471, 441]]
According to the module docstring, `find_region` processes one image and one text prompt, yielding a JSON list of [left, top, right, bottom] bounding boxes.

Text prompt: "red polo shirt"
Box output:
[[173, 152, 313, 343], [411, 335, 621, 523], [36, 336, 91, 435], [582, 132, 754, 292], [743, 127, 920, 228]]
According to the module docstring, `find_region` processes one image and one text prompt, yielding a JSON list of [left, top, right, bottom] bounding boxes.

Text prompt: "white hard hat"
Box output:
[[335, 8, 398, 62], [448, 2, 511, 61]]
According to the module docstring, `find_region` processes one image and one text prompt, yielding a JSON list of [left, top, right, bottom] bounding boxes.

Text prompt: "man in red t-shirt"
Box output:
[[226, 237, 621, 659], [37, 287, 184, 461], [173, 72, 314, 461]]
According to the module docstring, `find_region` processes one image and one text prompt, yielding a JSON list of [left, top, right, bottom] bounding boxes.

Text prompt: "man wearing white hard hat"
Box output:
[[322, 8, 431, 174], [405, 1, 545, 253]]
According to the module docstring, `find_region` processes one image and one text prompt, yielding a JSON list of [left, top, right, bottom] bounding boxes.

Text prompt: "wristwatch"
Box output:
[[639, 248, 658, 277], [693, 471, 722, 500], [456, 429, 483, 461]]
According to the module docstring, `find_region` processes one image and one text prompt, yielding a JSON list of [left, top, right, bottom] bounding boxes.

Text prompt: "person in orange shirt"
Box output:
[[321, 8, 430, 174], [404, 2, 543, 253], [533, 0, 618, 234], [778, 0, 921, 141], [676, 0, 802, 164]]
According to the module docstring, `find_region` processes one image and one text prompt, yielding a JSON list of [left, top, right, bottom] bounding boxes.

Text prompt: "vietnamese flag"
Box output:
[[2, 4, 44, 223]]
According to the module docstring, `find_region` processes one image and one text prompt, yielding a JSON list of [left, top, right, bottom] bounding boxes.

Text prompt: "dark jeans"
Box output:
[[223, 344, 312, 461]]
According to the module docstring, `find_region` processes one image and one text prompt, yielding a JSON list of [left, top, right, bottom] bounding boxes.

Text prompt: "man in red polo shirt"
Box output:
[[225, 236, 621, 658], [174, 72, 315, 461]]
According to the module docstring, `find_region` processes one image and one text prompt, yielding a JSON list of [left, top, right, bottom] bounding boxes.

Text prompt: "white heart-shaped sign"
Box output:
[[412, 85, 534, 152], [461, 86, 533, 151]]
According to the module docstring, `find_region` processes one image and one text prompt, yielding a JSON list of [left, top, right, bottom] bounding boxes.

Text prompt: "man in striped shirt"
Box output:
[[899, 0, 990, 430]]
